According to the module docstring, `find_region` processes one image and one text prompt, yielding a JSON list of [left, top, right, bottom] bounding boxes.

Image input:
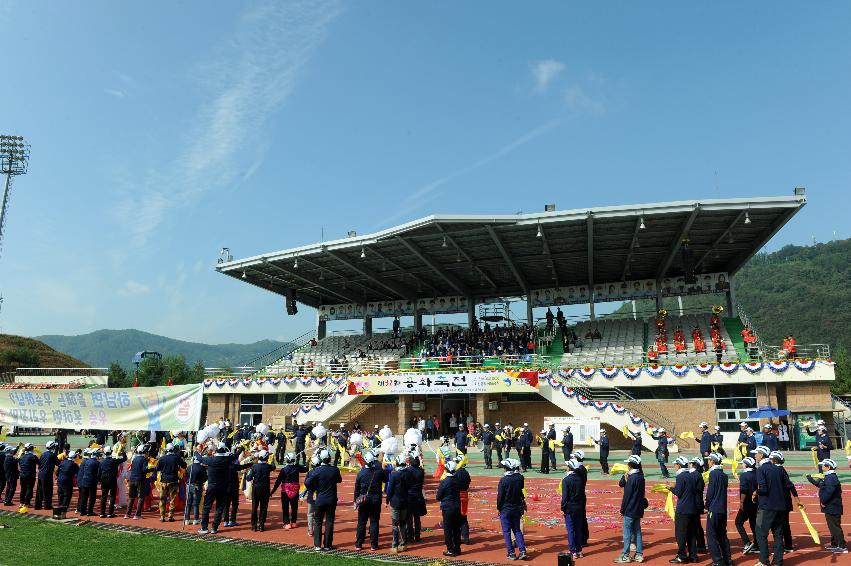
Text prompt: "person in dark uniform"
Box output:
[[184, 454, 206, 525], [546, 424, 558, 470], [274, 429, 288, 464], [497, 458, 527, 561], [405, 453, 426, 543], [735, 457, 759, 555], [76, 448, 101, 516], [520, 425, 533, 471], [352, 450, 386, 551], [224, 445, 251, 527], [539, 428, 551, 474], [97, 444, 126, 517], [2, 445, 18, 506], [629, 430, 643, 457], [592, 430, 609, 474], [807, 458, 847, 553], [0, 444, 6, 503], [35, 440, 60, 510], [156, 443, 187, 522], [704, 453, 732, 566], [55, 449, 79, 518], [652, 428, 670, 478], [689, 457, 707, 554], [387, 453, 410, 552], [54, 429, 68, 453], [481, 424, 495, 469], [454, 425, 468, 455], [615, 454, 645, 564], [294, 425, 308, 466], [760, 424, 778, 452], [669, 456, 698, 563], [562, 426, 574, 467], [198, 442, 234, 534], [271, 451, 309, 529], [711, 426, 726, 457], [754, 448, 793, 566], [436, 459, 462, 557], [126, 445, 156, 519], [699, 422, 712, 471], [453, 454, 472, 545], [494, 423, 504, 462], [18, 443, 39, 508], [736, 422, 749, 457], [561, 459, 586, 558], [773, 451, 799, 553], [246, 449, 276, 532], [815, 425, 833, 473], [744, 427, 757, 456], [304, 448, 342, 551]]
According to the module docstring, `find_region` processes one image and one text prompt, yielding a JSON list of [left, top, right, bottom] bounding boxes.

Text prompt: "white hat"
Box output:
[[285, 452, 296, 464], [817, 419, 826, 425], [362, 450, 376, 464], [699, 422, 709, 428], [571, 450, 585, 460], [136, 445, 147, 454], [739, 422, 748, 427], [657, 428, 666, 433], [820, 458, 837, 469], [625, 455, 641, 465], [769, 451, 784, 462], [395, 453, 407, 466], [713, 425, 720, 431], [690, 457, 704, 466], [567, 459, 580, 470], [674, 456, 689, 466], [751, 446, 770, 457], [763, 424, 772, 430], [741, 457, 756, 467], [444, 460, 458, 474], [708, 453, 722, 463], [483, 424, 490, 428], [257, 450, 269, 460]]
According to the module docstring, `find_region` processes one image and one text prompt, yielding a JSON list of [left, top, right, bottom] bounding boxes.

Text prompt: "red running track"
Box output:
[[19, 474, 851, 565]]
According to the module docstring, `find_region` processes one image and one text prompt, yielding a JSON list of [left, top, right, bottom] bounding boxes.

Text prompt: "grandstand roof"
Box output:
[[217, 193, 806, 309]]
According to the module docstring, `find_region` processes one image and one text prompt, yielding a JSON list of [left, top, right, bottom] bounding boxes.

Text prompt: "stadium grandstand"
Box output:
[[208, 190, 843, 451]]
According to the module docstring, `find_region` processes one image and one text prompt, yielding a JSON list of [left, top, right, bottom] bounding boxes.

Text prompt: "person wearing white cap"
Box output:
[[35, 440, 61, 511], [591, 430, 609, 474], [615, 455, 645, 563], [759, 424, 778, 452], [497, 458, 527, 561], [18, 443, 39, 509], [814, 424, 833, 473], [651, 428, 670, 478], [156, 442, 187, 522], [807, 459, 847, 553], [669, 456, 699, 563], [698, 423, 712, 471], [688, 458, 708, 554], [705, 453, 732, 565], [743, 427, 757, 457], [561, 459, 587, 559], [518, 424, 533, 472], [771, 451, 799, 553], [246, 450, 276, 532], [386, 453, 409, 553], [753, 448, 793, 565], [436, 459, 462, 557], [481, 424, 495, 469], [735, 457, 759, 555], [711, 425, 726, 457]]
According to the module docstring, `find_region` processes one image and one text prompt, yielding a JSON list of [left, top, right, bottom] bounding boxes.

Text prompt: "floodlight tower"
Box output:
[[0, 135, 30, 255]]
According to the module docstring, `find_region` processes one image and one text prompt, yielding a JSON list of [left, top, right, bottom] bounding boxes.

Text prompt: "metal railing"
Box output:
[[239, 330, 316, 375], [760, 343, 831, 361], [399, 353, 547, 371]]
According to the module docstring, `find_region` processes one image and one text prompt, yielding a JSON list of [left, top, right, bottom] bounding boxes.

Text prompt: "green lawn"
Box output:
[[0, 515, 385, 566]]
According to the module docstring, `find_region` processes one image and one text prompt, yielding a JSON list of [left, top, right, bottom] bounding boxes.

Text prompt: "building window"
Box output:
[[240, 394, 263, 426], [715, 384, 757, 432]]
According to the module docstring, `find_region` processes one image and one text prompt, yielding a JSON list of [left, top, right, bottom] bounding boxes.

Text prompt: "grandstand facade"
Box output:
[[209, 191, 843, 450]]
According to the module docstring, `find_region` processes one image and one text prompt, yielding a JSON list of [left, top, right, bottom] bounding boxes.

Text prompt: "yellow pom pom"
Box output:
[[18, 505, 28, 514]]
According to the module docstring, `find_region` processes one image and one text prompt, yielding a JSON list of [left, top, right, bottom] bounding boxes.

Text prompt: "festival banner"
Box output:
[[0, 384, 203, 432], [347, 371, 540, 395]]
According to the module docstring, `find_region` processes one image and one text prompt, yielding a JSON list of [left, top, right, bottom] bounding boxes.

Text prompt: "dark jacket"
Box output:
[[406, 465, 426, 515], [436, 474, 460, 511], [779, 466, 798, 512], [597, 436, 609, 456], [294, 429, 308, 447], [691, 469, 705, 512], [156, 453, 187, 484], [129, 454, 155, 483], [56, 458, 78, 486], [560, 472, 585, 513], [761, 434, 779, 451], [304, 464, 342, 507], [671, 470, 698, 514], [227, 457, 252, 493], [631, 435, 642, 455], [563, 432, 574, 455], [454, 430, 467, 449], [497, 472, 525, 514], [187, 461, 207, 486], [200, 454, 233, 492], [98, 454, 127, 483], [246, 462, 276, 492], [619, 470, 646, 519], [700, 431, 712, 454], [77, 458, 100, 488], [386, 468, 409, 509], [272, 464, 308, 493], [739, 468, 758, 511], [705, 467, 728, 514], [481, 431, 495, 447], [19, 452, 39, 478], [808, 471, 843, 516], [756, 462, 789, 511], [353, 465, 386, 506], [455, 467, 471, 492], [37, 450, 60, 481]]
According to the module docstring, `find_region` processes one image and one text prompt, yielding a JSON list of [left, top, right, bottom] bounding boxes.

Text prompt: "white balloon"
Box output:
[[403, 428, 422, 448], [378, 425, 392, 440], [256, 423, 270, 435], [205, 424, 220, 439], [380, 436, 398, 455], [349, 432, 363, 447], [312, 423, 327, 439], [196, 430, 209, 443]]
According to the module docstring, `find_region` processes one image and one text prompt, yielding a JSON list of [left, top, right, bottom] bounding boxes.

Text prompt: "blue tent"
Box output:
[[748, 406, 790, 418]]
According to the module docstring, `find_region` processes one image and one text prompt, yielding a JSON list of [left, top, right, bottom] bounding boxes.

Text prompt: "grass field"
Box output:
[[0, 515, 385, 566]]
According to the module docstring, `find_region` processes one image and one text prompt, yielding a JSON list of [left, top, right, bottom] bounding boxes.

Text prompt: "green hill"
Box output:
[[36, 329, 288, 370], [0, 334, 88, 373]]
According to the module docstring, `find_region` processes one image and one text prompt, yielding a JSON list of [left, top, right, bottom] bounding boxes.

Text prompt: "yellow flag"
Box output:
[[799, 505, 820, 544], [702, 470, 710, 484], [622, 425, 630, 439], [722, 458, 737, 478], [845, 439, 851, 457], [679, 431, 695, 440], [651, 483, 671, 494], [610, 463, 629, 475], [811, 447, 819, 469], [664, 491, 675, 520]]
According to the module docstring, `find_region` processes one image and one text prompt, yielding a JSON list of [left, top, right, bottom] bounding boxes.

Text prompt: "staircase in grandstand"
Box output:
[[549, 368, 676, 435], [241, 330, 316, 376]]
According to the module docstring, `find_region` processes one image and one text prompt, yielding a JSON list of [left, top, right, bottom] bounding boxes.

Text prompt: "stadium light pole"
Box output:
[[0, 135, 30, 255]]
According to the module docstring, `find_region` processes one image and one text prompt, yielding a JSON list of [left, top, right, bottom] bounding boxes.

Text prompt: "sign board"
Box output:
[[347, 371, 540, 396], [543, 416, 600, 447]]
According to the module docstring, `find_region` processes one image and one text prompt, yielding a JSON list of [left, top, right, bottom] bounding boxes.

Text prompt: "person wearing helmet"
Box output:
[[246, 450, 276, 532], [271, 452, 309, 530], [156, 443, 187, 522], [754, 450, 794, 565], [773, 451, 799, 553], [688, 457, 707, 554], [197, 442, 235, 534], [815, 425, 833, 473], [294, 425, 309, 467], [436, 459, 462, 557], [711, 425, 726, 457], [386, 453, 410, 553], [183, 454, 207, 526], [698, 422, 712, 471], [705, 453, 732, 566], [404, 452, 426, 544], [497, 459, 527, 561], [125, 445, 155, 519], [760, 424, 778, 452], [561, 459, 587, 559], [304, 453, 321, 537], [807, 459, 847, 554], [3, 446, 19, 506], [615, 455, 645, 564], [18, 443, 39, 509], [76, 446, 100, 516], [562, 426, 574, 468], [35, 441, 60, 510], [591, 430, 609, 475], [454, 424, 468, 455], [481, 424, 495, 469], [518, 424, 533, 472], [54, 448, 78, 518], [303, 447, 343, 551], [651, 428, 670, 478], [97, 444, 127, 518], [669, 456, 699, 563], [353, 449, 387, 551], [735, 457, 759, 555], [274, 428, 288, 465], [223, 445, 251, 527], [452, 454, 472, 545]]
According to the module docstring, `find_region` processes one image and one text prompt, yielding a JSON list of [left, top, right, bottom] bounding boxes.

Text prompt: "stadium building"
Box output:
[[206, 190, 841, 451]]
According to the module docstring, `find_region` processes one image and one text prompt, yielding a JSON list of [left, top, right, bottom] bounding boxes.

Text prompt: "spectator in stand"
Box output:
[[781, 335, 797, 359], [741, 326, 758, 359], [778, 422, 791, 451], [546, 308, 554, 332], [309, 338, 317, 347], [647, 344, 659, 363]]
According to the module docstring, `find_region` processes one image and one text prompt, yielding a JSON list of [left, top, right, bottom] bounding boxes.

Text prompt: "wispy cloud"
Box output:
[[564, 84, 605, 114], [104, 88, 126, 98], [531, 59, 565, 92], [118, 280, 151, 297], [379, 118, 567, 227], [114, 0, 342, 246]]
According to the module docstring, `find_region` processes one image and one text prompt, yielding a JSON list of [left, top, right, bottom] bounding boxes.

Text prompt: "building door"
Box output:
[[440, 395, 470, 436]]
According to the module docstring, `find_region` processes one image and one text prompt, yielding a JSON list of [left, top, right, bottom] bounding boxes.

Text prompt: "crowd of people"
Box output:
[[647, 309, 730, 363], [418, 322, 537, 363], [0, 416, 845, 564]]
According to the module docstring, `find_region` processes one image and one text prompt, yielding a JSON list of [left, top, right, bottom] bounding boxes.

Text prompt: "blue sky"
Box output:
[[0, 1, 849, 345]]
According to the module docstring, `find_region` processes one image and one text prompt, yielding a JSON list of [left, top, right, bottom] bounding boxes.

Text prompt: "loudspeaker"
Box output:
[[285, 289, 297, 315]]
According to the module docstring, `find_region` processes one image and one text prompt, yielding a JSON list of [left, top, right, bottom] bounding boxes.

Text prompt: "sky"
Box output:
[[0, 1, 849, 345]]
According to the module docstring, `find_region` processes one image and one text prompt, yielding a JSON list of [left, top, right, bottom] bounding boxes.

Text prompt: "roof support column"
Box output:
[[317, 315, 327, 340], [655, 287, 663, 312], [414, 311, 423, 334], [526, 298, 533, 327], [726, 274, 737, 315], [467, 297, 476, 329], [364, 316, 372, 337], [589, 293, 596, 321]]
